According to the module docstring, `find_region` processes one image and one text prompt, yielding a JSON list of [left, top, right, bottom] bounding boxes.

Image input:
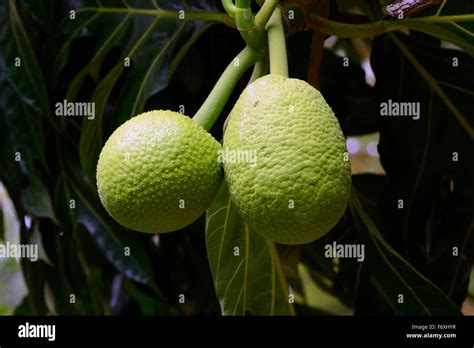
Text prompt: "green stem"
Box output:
[[248, 51, 269, 83], [309, 12, 474, 38], [255, 0, 278, 28], [309, 13, 396, 38], [222, 0, 237, 17], [193, 46, 263, 130], [236, 0, 251, 8], [266, 7, 288, 77], [222, 0, 278, 49]]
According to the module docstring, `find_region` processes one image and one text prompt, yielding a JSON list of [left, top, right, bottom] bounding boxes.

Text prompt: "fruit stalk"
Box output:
[[222, 0, 278, 49], [193, 1, 279, 130], [192, 46, 263, 131], [235, 0, 251, 7], [248, 53, 269, 84], [255, 0, 280, 30], [266, 7, 288, 77]]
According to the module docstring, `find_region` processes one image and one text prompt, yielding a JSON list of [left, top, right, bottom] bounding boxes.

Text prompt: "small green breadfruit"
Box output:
[[96, 110, 222, 233]]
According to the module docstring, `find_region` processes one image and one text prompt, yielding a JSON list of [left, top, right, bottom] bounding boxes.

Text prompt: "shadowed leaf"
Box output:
[[351, 190, 461, 315]]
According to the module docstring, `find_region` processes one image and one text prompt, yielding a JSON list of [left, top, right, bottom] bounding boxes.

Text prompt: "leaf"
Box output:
[[388, 32, 473, 138], [408, 21, 474, 55], [205, 182, 295, 316], [400, 1, 474, 57], [29, 220, 53, 265], [78, 64, 125, 183], [21, 180, 58, 223], [371, 30, 473, 304], [298, 263, 353, 315], [0, 91, 47, 178], [68, 176, 157, 287], [112, 20, 212, 126], [0, 1, 48, 176], [63, 1, 221, 182], [403, 20, 474, 59], [350, 190, 461, 315], [0, 0, 54, 127], [311, 1, 474, 59], [64, 13, 132, 102]]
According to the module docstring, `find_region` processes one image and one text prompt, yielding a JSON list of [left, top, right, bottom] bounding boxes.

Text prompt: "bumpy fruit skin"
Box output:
[[223, 75, 351, 245], [96, 110, 222, 233]]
